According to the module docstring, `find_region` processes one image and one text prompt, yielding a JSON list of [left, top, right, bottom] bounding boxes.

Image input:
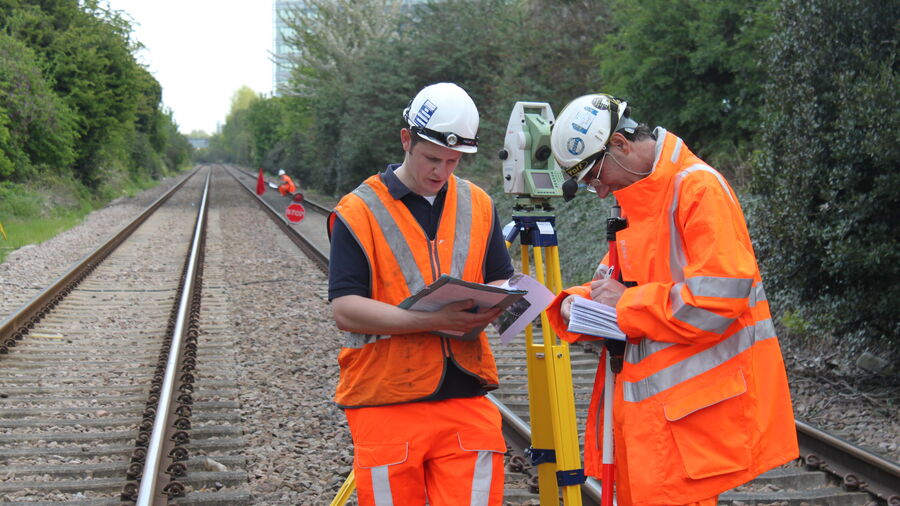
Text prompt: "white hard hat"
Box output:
[[551, 94, 637, 182], [278, 169, 285, 176], [403, 82, 479, 153]]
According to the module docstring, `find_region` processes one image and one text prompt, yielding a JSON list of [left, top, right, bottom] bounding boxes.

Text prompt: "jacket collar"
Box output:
[[613, 128, 684, 220]]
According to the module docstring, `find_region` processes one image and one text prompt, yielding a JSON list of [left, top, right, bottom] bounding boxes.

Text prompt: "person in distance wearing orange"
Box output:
[[545, 93, 799, 505], [277, 169, 296, 196], [327, 83, 514, 505]]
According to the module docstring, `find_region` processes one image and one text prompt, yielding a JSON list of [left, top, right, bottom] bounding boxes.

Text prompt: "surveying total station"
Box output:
[[500, 101, 586, 505]]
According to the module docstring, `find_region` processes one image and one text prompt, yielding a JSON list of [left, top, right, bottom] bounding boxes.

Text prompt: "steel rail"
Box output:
[[797, 419, 900, 503], [223, 165, 329, 273], [489, 392, 604, 505], [0, 169, 197, 349], [136, 171, 211, 505]]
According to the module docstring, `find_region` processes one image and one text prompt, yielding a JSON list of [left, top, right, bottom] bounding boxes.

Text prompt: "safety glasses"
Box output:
[[580, 151, 610, 194], [411, 126, 478, 149]]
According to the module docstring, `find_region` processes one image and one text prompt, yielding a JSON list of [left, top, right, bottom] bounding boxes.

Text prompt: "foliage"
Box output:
[[748, 0, 899, 356], [0, 0, 190, 189], [199, 0, 897, 355], [206, 86, 263, 166], [0, 31, 77, 180], [597, 0, 775, 183]]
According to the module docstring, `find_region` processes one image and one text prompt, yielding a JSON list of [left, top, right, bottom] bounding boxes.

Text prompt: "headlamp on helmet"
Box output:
[[403, 83, 480, 154]]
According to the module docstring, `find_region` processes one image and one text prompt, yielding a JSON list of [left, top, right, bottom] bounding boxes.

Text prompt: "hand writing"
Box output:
[[590, 278, 625, 307]]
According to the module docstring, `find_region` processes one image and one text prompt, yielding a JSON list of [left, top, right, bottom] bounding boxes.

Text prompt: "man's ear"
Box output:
[[400, 128, 412, 152], [609, 132, 629, 154]]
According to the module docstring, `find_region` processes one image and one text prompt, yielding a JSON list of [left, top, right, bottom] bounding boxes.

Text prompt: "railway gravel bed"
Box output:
[[1, 166, 897, 503]]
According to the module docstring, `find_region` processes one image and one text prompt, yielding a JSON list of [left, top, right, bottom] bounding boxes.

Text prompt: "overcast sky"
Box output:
[[104, 0, 274, 135]]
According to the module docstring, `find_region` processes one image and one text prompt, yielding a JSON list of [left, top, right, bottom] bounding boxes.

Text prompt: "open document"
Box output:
[[491, 273, 556, 344], [566, 296, 626, 341], [398, 273, 555, 342], [398, 275, 527, 341]]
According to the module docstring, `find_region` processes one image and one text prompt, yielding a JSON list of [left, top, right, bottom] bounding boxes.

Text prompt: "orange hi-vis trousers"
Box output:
[[345, 396, 506, 506]]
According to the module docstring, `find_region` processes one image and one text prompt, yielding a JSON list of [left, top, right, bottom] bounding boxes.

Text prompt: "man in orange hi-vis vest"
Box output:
[[327, 83, 514, 505], [545, 94, 799, 506]]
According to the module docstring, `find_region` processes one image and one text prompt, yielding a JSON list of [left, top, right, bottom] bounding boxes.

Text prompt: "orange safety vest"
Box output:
[[279, 173, 296, 193], [547, 129, 798, 505], [332, 174, 500, 408]]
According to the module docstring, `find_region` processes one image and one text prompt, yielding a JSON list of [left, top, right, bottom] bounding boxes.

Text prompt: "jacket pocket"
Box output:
[[664, 368, 751, 479], [457, 429, 507, 453], [356, 442, 409, 469]]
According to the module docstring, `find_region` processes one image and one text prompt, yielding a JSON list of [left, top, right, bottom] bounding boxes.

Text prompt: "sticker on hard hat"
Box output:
[[567, 137, 585, 156], [413, 100, 438, 128], [571, 106, 598, 134]]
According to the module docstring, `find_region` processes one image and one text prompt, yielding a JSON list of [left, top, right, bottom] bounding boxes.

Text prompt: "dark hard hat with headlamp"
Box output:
[[550, 94, 639, 201]]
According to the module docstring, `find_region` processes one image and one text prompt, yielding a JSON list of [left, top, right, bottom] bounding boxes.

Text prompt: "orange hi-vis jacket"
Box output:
[[547, 129, 798, 505], [332, 174, 500, 408], [279, 173, 296, 194]]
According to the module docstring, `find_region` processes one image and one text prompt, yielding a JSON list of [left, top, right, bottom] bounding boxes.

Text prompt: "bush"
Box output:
[[748, 0, 899, 358]]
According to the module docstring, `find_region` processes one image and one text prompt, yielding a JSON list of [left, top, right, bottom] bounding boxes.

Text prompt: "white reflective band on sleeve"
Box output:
[[354, 184, 425, 294], [623, 318, 775, 402], [670, 283, 736, 333], [625, 338, 675, 365], [344, 332, 390, 349], [370, 465, 394, 505], [749, 282, 767, 307], [686, 276, 754, 299], [470, 450, 494, 506]]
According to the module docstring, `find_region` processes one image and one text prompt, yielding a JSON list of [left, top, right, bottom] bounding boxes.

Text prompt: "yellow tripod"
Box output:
[[506, 212, 585, 505]]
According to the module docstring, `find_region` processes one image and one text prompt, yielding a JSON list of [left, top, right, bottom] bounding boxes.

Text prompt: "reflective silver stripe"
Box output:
[[623, 318, 775, 402], [370, 465, 394, 505], [749, 282, 767, 307], [668, 164, 737, 282], [670, 283, 736, 333], [343, 332, 389, 349], [625, 338, 675, 365], [686, 275, 753, 299], [451, 178, 473, 278], [670, 136, 683, 163], [470, 450, 494, 506], [353, 184, 426, 295], [668, 168, 689, 283]]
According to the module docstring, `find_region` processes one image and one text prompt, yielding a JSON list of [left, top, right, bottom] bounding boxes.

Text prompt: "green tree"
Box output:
[[4, 0, 146, 186], [597, 0, 774, 182], [749, 0, 899, 355], [0, 31, 77, 180]]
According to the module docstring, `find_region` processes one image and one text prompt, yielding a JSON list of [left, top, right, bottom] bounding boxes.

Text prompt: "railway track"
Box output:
[[0, 168, 250, 504], [1, 165, 895, 504], [229, 165, 899, 505]]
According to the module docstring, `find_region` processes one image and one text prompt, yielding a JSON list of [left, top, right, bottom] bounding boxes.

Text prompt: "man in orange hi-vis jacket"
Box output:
[[277, 169, 296, 196], [327, 83, 514, 505], [545, 94, 798, 506]]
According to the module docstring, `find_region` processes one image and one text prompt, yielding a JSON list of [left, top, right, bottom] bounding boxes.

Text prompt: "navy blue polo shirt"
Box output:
[[328, 164, 514, 401]]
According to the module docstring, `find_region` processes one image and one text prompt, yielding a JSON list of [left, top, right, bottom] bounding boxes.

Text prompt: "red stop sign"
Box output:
[[285, 202, 305, 223]]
